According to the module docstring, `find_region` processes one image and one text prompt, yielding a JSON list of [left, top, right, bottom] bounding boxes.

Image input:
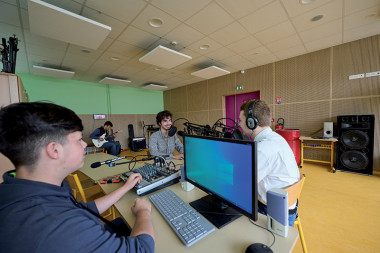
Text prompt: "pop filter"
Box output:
[[233, 128, 243, 140], [168, 126, 177, 137], [223, 132, 233, 138]]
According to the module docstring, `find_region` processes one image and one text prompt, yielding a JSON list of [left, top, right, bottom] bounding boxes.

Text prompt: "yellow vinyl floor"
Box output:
[[293, 163, 380, 253]]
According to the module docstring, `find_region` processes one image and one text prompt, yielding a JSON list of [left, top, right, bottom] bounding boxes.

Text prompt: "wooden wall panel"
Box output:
[[171, 86, 187, 113], [208, 109, 224, 127], [187, 111, 209, 127], [163, 90, 171, 112], [274, 101, 330, 136], [244, 64, 274, 103], [208, 74, 235, 110], [332, 35, 380, 98], [187, 81, 208, 111], [275, 49, 330, 103]]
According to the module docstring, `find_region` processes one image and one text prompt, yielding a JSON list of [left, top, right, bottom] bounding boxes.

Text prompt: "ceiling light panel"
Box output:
[[99, 77, 131, 86], [191, 66, 230, 79], [33, 65, 75, 79], [139, 45, 192, 69], [142, 84, 168, 90], [28, 0, 111, 50]]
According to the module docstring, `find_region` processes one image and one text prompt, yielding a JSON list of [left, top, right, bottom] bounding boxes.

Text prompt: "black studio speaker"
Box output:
[[336, 115, 375, 175]]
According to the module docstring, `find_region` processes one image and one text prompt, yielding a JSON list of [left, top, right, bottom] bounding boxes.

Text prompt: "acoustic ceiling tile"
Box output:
[[33, 65, 75, 79], [191, 66, 230, 79], [28, 0, 111, 49], [139, 45, 192, 69]]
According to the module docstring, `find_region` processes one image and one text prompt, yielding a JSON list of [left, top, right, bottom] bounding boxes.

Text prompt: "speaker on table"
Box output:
[[336, 115, 375, 175]]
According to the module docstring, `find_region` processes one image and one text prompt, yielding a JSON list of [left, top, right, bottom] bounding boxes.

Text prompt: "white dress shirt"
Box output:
[[254, 128, 300, 207]]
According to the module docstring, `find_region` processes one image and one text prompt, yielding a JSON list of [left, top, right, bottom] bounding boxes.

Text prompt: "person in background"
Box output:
[[239, 99, 300, 226], [90, 121, 121, 156], [149, 110, 184, 160], [0, 102, 155, 253]]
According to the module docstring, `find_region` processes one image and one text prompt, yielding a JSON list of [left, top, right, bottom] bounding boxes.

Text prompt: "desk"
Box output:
[[81, 154, 299, 253], [299, 136, 338, 172]]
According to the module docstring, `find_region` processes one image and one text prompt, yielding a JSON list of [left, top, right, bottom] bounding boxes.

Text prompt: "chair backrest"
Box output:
[[284, 174, 306, 207], [66, 173, 87, 202]]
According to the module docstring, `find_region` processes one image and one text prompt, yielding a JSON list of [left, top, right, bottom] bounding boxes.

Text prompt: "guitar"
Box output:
[[92, 129, 121, 147]]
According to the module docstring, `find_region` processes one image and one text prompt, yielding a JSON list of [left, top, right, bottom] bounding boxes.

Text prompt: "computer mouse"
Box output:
[[245, 243, 273, 253]]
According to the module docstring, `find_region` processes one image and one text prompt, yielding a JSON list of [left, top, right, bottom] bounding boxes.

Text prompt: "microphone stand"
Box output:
[[212, 118, 240, 139], [108, 157, 154, 167]]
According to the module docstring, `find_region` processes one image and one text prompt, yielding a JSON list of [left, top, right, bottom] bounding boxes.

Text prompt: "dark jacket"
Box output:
[[90, 126, 115, 142], [0, 171, 154, 253]]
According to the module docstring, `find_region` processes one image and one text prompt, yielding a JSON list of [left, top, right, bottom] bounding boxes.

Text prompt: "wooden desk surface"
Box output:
[[300, 136, 338, 142], [80, 153, 299, 253]]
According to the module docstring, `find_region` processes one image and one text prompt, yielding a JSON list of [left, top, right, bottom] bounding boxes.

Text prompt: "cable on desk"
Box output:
[[248, 218, 276, 248], [197, 210, 242, 217]]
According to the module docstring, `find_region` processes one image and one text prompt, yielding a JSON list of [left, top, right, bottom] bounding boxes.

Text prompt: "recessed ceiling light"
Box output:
[[148, 18, 163, 28], [299, 0, 315, 4], [81, 49, 91, 53], [111, 57, 120, 61], [311, 14, 324, 22], [200, 44, 210, 50]]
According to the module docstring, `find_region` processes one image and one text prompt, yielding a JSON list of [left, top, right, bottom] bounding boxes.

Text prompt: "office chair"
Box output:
[[285, 174, 307, 253], [66, 173, 115, 220]]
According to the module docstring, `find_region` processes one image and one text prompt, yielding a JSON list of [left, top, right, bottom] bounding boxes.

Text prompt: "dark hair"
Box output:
[[0, 102, 83, 169], [240, 100, 271, 127], [156, 110, 172, 125], [104, 121, 113, 127]]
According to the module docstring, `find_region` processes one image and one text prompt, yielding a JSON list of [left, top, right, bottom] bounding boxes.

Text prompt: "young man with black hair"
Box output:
[[90, 121, 121, 156], [239, 99, 300, 226], [0, 102, 155, 253], [149, 110, 184, 160]]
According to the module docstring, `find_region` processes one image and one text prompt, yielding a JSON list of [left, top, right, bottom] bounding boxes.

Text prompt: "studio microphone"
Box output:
[[168, 117, 189, 137], [168, 125, 177, 137], [90, 156, 126, 168]]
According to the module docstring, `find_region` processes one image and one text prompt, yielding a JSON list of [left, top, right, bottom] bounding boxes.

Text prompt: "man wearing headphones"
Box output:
[[149, 110, 184, 160], [239, 99, 300, 226]]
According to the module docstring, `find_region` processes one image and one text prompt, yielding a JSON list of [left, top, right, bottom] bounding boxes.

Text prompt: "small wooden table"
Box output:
[[146, 128, 159, 145], [299, 136, 338, 172]]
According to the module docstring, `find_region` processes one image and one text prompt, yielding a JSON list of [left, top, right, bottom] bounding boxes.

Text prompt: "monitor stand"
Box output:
[[189, 195, 242, 229]]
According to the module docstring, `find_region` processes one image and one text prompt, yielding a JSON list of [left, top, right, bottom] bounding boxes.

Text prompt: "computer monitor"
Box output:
[[183, 134, 257, 229]]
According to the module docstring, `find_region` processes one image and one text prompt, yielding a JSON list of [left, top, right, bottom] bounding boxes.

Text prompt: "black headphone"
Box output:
[[246, 100, 259, 130]]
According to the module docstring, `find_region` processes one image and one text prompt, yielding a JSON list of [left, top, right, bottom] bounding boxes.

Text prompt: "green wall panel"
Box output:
[[109, 85, 164, 114], [17, 74, 163, 114]]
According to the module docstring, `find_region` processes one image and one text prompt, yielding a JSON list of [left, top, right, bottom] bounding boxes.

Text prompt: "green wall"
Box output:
[[18, 74, 163, 114]]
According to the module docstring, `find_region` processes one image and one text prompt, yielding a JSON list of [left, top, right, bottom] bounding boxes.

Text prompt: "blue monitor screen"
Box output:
[[184, 135, 257, 226]]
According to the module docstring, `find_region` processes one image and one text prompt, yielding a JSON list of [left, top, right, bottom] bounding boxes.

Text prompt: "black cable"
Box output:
[[248, 218, 276, 248], [197, 210, 242, 216]]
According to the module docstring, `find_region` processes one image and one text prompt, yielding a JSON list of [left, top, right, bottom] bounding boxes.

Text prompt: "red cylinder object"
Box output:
[[276, 129, 300, 165], [275, 124, 283, 130]]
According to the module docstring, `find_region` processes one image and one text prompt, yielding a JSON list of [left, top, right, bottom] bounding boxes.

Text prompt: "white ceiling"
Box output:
[[1, 0, 380, 90]]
